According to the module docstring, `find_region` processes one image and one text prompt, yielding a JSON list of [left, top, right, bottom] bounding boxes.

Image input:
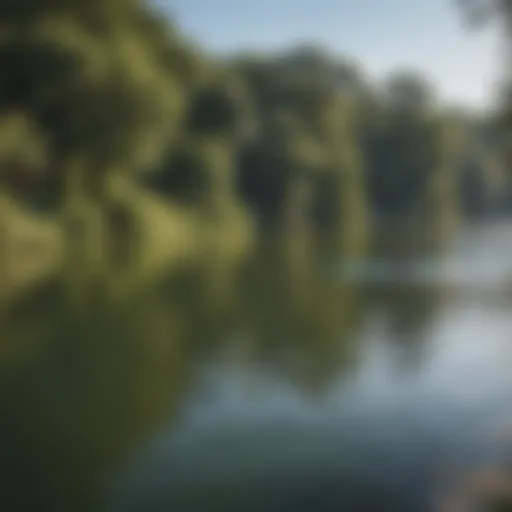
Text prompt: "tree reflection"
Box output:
[[234, 233, 365, 392], [0, 276, 192, 511], [366, 224, 446, 375], [0, 197, 460, 511]]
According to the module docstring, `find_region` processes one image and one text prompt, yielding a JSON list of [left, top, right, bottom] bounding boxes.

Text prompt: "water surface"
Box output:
[[2, 222, 512, 512]]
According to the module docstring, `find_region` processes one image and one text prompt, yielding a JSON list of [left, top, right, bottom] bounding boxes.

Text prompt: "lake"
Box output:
[[2, 221, 512, 512]]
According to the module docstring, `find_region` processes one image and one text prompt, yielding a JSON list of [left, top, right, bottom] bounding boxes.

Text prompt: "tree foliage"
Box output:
[[0, 0, 496, 264], [0, 0, 192, 203]]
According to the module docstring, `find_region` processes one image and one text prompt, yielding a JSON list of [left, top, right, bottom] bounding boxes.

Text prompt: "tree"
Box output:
[[0, 0, 189, 200], [382, 70, 436, 114], [233, 49, 368, 260], [0, 0, 195, 308], [456, 0, 512, 168]]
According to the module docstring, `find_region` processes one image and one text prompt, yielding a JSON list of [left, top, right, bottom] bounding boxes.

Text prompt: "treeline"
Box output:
[[148, 43, 466, 249], [0, 0, 507, 279]]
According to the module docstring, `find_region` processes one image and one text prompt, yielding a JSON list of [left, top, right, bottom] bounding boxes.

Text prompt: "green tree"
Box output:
[[456, 0, 512, 167], [0, 0, 194, 306], [235, 49, 368, 259]]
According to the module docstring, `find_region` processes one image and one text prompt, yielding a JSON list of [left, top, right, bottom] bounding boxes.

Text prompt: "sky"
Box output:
[[157, 0, 501, 110]]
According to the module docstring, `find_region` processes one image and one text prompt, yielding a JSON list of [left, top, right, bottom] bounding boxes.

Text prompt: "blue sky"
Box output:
[[157, 0, 500, 109]]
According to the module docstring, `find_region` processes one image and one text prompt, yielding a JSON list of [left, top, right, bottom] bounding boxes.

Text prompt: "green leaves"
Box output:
[[0, 0, 191, 201]]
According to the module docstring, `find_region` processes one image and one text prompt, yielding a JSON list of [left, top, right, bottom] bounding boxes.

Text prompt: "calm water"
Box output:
[[2, 222, 512, 512]]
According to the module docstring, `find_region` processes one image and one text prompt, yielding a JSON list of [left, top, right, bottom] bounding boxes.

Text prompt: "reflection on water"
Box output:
[[2, 223, 512, 511]]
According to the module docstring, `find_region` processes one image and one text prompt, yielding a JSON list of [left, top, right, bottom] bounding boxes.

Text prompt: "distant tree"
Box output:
[[382, 70, 436, 114], [233, 49, 368, 258], [456, 0, 512, 167]]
